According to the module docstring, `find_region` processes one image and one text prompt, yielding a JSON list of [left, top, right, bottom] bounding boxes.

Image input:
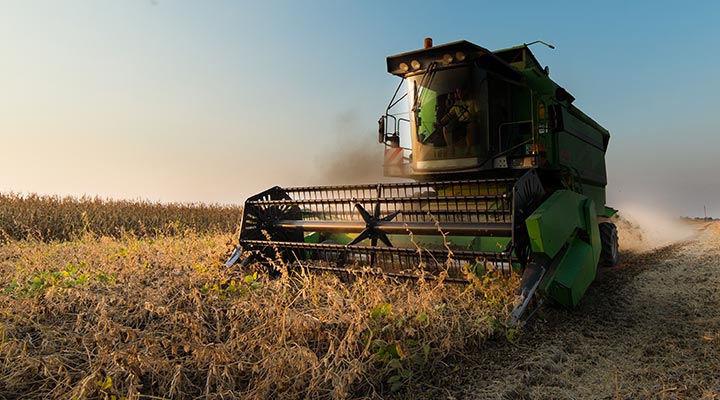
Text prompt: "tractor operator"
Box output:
[[434, 87, 479, 155]]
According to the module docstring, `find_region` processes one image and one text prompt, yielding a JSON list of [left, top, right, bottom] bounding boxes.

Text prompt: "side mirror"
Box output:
[[377, 117, 385, 143]]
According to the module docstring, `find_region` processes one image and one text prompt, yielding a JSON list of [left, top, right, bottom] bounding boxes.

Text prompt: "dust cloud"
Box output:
[[315, 111, 404, 186], [321, 136, 386, 185], [614, 204, 696, 253]]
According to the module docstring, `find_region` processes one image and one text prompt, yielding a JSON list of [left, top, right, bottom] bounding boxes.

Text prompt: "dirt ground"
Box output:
[[407, 221, 720, 400]]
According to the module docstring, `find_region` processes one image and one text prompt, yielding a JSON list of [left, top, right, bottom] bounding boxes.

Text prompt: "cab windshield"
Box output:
[[408, 65, 489, 170]]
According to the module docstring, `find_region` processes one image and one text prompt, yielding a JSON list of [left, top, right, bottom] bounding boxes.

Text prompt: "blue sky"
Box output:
[[1, 1, 718, 217]]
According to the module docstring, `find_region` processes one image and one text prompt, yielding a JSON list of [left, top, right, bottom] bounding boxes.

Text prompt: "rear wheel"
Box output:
[[599, 222, 619, 267]]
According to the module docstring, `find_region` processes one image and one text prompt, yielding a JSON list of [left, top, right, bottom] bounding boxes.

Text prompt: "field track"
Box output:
[[414, 221, 720, 399]]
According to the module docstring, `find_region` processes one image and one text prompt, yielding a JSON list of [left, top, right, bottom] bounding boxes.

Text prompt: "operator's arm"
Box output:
[[434, 103, 460, 127]]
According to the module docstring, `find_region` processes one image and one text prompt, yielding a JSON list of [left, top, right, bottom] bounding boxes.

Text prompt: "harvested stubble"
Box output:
[[0, 192, 243, 242], [0, 231, 519, 399]]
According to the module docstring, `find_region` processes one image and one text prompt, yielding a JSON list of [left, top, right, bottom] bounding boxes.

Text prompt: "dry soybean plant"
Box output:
[[0, 192, 243, 242], [0, 229, 520, 399]]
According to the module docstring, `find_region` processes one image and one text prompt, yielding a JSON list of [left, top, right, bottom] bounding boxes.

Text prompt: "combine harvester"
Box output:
[[226, 38, 619, 325]]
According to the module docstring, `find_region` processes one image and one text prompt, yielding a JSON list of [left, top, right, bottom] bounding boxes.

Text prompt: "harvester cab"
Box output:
[[227, 38, 619, 326]]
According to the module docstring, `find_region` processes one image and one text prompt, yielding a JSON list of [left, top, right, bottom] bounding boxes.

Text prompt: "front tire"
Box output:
[[599, 222, 619, 267]]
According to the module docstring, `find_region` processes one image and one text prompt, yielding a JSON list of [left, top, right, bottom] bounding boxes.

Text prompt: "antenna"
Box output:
[[524, 40, 556, 50]]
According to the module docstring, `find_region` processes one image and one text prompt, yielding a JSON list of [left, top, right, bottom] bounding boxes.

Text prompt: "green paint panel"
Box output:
[[525, 190, 586, 258], [602, 206, 618, 218], [580, 185, 606, 215], [308, 233, 513, 253], [525, 189, 601, 307], [304, 232, 322, 243], [544, 237, 597, 307], [583, 199, 601, 267]]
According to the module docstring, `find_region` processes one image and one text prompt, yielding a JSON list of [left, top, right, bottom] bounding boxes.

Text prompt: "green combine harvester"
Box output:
[[226, 38, 619, 325]]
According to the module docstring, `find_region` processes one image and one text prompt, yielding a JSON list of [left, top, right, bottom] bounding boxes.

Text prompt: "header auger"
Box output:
[[226, 38, 619, 325]]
